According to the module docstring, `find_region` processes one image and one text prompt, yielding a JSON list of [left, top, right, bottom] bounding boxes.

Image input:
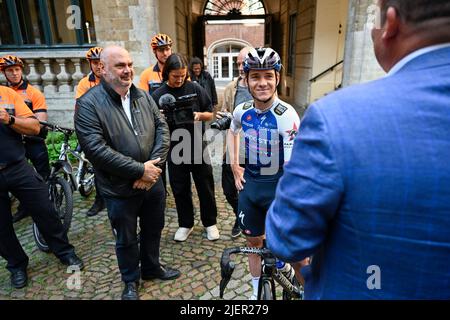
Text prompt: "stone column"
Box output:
[[56, 59, 72, 93], [25, 59, 43, 91], [41, 59, 57, 95], [342, 0, 384, 86], [71, 58, 84, 84], [91, 0, 160, 78]]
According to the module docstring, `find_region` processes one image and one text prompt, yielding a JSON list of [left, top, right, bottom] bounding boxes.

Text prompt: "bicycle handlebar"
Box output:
[[39, 121, 75, 135], [219, 247, 276, 298], [220, 246, 305, 300]]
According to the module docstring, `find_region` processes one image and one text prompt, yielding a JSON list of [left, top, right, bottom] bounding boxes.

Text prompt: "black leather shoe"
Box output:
[[11, 270, 28, 289], [60, 254, 85, 271], [86, 198, 105, 217], [12, 207, 29, 223], [142, 265, 181, 281], [121, 282, 140, 300]]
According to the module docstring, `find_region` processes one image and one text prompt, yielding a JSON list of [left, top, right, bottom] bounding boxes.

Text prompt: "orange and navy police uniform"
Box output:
[[8, 80, 50, 179], [12, 80, 48, 116], [139, 64, 163, 96], [1, 85, 76, 271], [0, 85, 35, 167], [76, 73, 101, 99]]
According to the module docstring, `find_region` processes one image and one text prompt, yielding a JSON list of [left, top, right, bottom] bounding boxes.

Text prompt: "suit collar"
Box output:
[[388, 43, 450, 76]]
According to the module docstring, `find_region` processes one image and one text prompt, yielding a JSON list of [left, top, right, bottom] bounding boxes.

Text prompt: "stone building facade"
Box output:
[[0, 0, 384, 125]]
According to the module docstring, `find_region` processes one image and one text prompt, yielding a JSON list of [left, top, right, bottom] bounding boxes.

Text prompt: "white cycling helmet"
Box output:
[[243, 47, 282, 73]]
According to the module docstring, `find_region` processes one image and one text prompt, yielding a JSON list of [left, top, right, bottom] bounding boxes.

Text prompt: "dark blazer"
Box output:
[[75, 80, 170, 198], [266, 46, 450, 299]]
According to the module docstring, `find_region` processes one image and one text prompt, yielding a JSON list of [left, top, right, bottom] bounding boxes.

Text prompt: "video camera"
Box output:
[[160, 93, 197, 127]]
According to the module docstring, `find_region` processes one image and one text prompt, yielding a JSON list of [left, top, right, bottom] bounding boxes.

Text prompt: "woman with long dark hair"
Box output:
[[152, 54, 220, 243]]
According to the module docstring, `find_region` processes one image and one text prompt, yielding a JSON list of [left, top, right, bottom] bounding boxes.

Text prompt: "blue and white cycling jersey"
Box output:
[[230, 98, 300, 180]]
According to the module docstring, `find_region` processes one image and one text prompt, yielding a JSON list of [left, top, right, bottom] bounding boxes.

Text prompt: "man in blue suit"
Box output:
[[266, 0, 450, 299]]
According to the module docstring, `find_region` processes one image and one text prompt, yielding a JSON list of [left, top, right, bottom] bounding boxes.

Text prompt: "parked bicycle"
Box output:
[[220, 246, 304, 300], [32, 121, 95, 252], [42, 121, 95, 197]]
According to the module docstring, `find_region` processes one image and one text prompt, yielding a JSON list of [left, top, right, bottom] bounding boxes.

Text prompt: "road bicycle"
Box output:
[[220, 245, 304, 300]]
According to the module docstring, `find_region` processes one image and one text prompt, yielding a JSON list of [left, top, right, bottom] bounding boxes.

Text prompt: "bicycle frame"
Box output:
[[58, 140, 81, 191], [219, 247, 304, 300], [44, 123, 90, 192]]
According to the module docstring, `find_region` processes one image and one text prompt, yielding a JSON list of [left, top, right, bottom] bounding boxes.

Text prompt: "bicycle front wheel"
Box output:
[[259, 279, 275, 300], [51, 176, 73, 231]]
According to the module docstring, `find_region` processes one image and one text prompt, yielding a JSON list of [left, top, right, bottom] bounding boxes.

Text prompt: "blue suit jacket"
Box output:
[[266, 46, 450, 299]]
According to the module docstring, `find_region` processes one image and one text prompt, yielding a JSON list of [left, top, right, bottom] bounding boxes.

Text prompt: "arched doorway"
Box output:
[[199, 0, 267, 83], [203, 0, 265, 15]]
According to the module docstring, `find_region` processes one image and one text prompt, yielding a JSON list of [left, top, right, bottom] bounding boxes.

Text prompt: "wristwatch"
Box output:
[[7, 115, 15, 126]]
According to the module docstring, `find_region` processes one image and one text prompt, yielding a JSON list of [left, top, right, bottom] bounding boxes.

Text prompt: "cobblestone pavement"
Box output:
[[0, 164, 268, 300]]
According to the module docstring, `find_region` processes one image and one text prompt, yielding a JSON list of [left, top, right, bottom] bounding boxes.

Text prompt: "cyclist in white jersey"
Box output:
[[227, 48, 301, 299]]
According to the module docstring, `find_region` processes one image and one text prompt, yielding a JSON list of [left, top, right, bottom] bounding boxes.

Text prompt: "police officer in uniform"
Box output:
[[0, 85, 84, 289], [0, 55, 51, 223]]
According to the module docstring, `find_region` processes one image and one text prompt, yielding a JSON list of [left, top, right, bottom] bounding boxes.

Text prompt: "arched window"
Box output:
[[204, 0, 265, 16], [0, 0, 96, 47], [209, 42, 250, 81]]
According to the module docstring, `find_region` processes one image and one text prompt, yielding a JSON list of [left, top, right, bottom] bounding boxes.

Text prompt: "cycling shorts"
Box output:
[[237, 175, 278, 237]]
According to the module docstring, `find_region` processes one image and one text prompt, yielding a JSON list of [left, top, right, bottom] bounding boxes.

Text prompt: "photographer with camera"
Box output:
[[152, 54, 220, 243]]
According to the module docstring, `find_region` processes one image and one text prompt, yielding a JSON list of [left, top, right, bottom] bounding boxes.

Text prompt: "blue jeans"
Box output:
[[104, 178, 166, 283]]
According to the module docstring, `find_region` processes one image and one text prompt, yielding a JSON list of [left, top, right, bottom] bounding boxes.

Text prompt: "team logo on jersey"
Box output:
[[243, 102, 253, 110], [274, 104, 287, 116], [246, 114, 252, 121], [286, 122, 299, 141]]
